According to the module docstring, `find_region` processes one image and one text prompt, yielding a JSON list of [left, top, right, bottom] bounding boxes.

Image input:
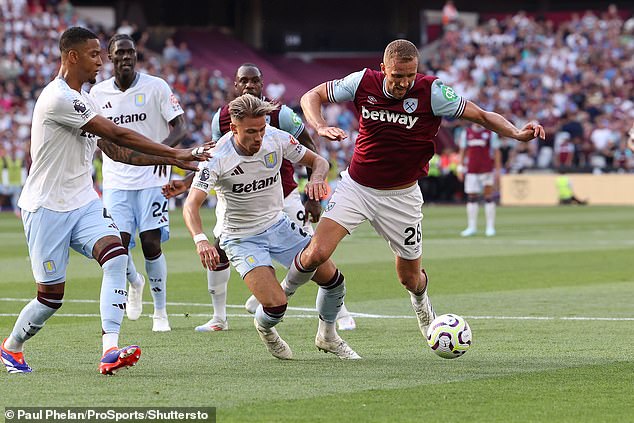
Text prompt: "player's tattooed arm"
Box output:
[[97, 138, 198, 171]]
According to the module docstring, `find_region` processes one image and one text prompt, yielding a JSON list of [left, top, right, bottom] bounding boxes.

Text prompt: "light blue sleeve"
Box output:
[[327, 69, 366, 103], [457, 127, 467, 149], [490, 132, 500, 149], [211, 108, 222, 141], [278, 105, 305, 138], [430, 79, 466, 118]]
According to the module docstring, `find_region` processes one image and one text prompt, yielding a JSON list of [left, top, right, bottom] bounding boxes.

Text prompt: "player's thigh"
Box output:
[[219, 232, 273, 279], [463, 173, 484, 195], [70, 199, 121, 259], [102, 189, 136, 235], [22, 207, 74, 284], [268, 215, 311, 268], [321, 172, 371, 235], [136, 187, 169, 243], [370, 188, 423, 261]]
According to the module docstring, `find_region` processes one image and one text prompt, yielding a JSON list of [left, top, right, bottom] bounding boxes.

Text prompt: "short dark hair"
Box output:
[[59, 27, 99, 54], [107, 33, 135, 54], [235, 63, 262, 78]]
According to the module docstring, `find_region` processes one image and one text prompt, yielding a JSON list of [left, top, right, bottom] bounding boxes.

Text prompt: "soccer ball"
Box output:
[[426, 313, 472, 359]]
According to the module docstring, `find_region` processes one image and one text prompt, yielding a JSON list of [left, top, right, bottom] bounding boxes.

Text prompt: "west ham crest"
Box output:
[[403, 98, 418, 114]]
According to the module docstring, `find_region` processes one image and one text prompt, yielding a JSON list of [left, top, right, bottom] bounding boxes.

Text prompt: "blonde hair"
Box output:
[[383, 39, 419, 63], [228, 94, 279, 121]]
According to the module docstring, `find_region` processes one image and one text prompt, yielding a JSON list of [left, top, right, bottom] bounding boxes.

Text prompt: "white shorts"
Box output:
[[22, 199, 120, 283], [102, 187, 170, 248], [283, 187, 314, 235], [219, 214, 311, 278], [322, 170, 423, 260], [464, 172, 494, 195]]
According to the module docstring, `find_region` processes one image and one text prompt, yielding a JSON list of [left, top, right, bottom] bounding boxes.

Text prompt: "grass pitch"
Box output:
[[1, 205, 633, 422]]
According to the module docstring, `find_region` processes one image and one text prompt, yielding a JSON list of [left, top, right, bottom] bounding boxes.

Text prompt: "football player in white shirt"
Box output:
[[0, 27, 207, 375], [90, 34, 188, 332], [164, 64, 356, 333], [183, 94, 360, 360]]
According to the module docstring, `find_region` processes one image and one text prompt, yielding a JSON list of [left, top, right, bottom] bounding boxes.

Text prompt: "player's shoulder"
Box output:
[[263, 124, 289, 141], [138, 72, 170, 89], [90, 76, 115, 94]]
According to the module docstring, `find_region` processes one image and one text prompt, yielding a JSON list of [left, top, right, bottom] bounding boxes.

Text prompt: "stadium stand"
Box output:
[[1, 0, 632, 210]]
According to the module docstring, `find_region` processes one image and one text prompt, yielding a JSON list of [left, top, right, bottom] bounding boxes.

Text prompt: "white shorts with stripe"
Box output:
[[464, 172, 494, 195], [322, 170, 423, 260]]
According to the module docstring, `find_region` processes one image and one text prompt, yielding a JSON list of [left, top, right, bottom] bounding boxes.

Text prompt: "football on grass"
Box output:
[[426, 313, 472, 359]]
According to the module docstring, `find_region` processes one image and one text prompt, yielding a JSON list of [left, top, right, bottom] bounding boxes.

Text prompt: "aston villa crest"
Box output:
[[264, 152, 278, 168]]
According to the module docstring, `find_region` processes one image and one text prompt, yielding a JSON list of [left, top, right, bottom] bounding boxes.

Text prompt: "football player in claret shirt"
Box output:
[[457, 124, 501, 237], [295, 39, 544, 352], [1, 27, 205, 375], [183, 94, 359, 360], [90, 34, 188, 332]]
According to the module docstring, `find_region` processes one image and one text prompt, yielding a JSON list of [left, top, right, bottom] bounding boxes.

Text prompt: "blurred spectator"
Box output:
[[265, 80, 286, 101], [162, 38, 179, 63]]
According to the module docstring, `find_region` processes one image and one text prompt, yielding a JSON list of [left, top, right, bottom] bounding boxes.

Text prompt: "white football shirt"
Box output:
[[89, 72, 184, 190], [191, 125, 307, 237], [18, 77, 99, 212]]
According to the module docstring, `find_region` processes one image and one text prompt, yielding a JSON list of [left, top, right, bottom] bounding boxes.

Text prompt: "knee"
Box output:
[[302, 242, 331, 269], [37, 284, 65, 310], [140, 230, 162, 259]]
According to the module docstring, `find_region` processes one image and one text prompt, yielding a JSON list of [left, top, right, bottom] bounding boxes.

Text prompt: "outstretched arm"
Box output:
[[161, 114, 188, 147], [83, 115, 209, 161], [461, 101, 545, 142], [300, 83, 347, 141], [97, 138, 197, 171]]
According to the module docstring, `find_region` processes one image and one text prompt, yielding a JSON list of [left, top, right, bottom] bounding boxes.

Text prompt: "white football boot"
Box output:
[[411, 290, 436, 337], [254, 319, 292, 360], [152, 310, 171, 332], [195, 317, 229, 332], [126, 273, 145, 321], [315, 334, 361, 359]]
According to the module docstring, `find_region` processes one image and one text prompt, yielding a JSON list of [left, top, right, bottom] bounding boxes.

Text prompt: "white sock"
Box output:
[[102, 332, 119, 354], [207, 267, 230, 321], [282, 252, 316, 296], [100, 254, 127, 336], [145, 253, 167, 312], [318, 317, 337, 340], [466, 202, 478, 230], [485, 201, 496, 231], [126, 254, 141, 286]]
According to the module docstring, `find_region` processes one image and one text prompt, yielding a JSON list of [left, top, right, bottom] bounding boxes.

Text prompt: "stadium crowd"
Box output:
[[1, 0, 633, 211]]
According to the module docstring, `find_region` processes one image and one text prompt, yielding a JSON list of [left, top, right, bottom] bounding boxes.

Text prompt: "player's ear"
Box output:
[[229, 122, 238, 135], [380, 62, 386, 75]]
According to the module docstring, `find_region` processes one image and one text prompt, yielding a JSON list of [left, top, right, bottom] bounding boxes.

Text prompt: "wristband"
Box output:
[[193, 233, 208, 244]]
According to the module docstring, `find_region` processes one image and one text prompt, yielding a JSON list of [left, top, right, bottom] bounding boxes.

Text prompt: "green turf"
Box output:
[[1, 205, 633, 422]]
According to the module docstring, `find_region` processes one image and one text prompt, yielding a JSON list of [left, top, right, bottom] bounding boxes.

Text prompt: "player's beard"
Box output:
[[88, 77, 97, 84]]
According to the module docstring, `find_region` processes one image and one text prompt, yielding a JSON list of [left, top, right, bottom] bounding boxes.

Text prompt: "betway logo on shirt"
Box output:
[[232, 173, 279, 193], [106, 113, 147, 125], [467, 139, 487, 147], [361, 106, 419, 129]]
